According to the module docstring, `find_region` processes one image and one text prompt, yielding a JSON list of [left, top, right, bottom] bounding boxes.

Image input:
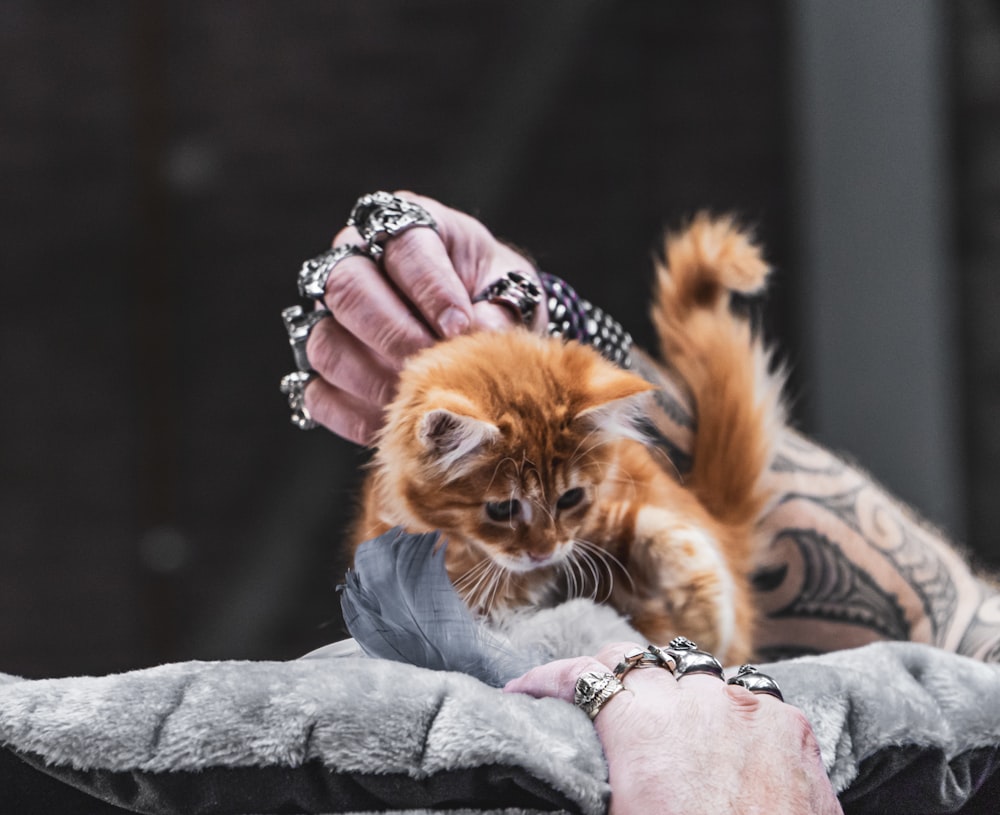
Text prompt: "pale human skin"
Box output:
[[504, 642, 843, 815], [304, 191, 1000, 662]]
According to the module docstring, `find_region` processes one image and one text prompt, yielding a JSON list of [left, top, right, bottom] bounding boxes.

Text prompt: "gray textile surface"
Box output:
[[0, 656, 607, 814], [2, 601, 1000, 813]]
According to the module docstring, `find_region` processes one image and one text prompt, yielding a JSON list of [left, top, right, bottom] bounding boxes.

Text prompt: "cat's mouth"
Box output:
[[495, 543, 572, 574]]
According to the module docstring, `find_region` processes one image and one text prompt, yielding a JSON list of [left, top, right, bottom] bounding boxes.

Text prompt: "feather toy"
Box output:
[[336, 527, 533, 687]]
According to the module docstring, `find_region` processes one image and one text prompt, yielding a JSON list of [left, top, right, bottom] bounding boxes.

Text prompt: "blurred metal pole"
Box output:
[[788, 0, 966, 537]]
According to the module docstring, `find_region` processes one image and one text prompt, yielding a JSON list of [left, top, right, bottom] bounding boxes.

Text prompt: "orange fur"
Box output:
[[351, 214, 784, 664]]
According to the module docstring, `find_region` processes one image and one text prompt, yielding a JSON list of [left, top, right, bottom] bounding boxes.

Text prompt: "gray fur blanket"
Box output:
[[2, 596, 1000, 814]]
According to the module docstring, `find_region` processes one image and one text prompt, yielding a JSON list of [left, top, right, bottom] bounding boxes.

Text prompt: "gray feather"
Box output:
[[339, 527, 534, 687]]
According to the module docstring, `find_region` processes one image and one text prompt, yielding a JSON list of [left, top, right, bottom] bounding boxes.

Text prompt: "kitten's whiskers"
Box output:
[[574, 536, 636, 597], [457, 558, 500, 610], [454, 557, 492, 594], [568, 427, 610, 467], [559, 554, 581, 600], [572, 546, 602, 601], [483, 564, 509, 615]]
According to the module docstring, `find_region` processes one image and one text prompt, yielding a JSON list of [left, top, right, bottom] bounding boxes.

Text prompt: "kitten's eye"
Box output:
[[486, 499, 521, 522], [556, 487, 585, 511]]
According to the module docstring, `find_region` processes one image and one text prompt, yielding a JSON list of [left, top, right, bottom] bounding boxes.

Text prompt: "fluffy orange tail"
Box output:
[[650, 213, 785, 526]]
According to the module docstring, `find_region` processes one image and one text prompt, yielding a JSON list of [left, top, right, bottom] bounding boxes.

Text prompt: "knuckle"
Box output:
[[305, 330, 342, 382], [725, 683, 765, 715], [370, 318, 421, 359], [323, 269, 369, 319], [785, 706, 818, 743], [383, 227, 438, 270]]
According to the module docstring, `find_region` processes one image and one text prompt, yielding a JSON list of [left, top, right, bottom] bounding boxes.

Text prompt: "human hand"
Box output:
[[300, 192, 543, 445], [504, 642, 842, 815]]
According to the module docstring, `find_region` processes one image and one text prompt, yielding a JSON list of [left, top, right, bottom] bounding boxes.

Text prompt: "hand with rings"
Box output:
[[280, 190, 545, 444], [505, 639, 842, 815]]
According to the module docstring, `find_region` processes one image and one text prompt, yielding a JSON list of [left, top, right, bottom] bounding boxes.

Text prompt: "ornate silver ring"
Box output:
[[574, 670, 627, 720], [472, 271, 543, 327], [347, 191, 437, 261], [650, 636, 724, 680], [726, 664, 784, 702], [281, 305, 331, 372], [298, 244, 368, 301], [613, 645, 675, 681], [280, 371, 318, 431]]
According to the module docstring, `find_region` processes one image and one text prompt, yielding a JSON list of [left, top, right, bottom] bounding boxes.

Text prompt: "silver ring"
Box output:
[[650, 636, 724, 680], [280, 371, 318, 430], [471, 271, 542, 327], [347, 191, 437, 261], [613, 645, 676, 681], [726, 665, 784, 702], [281, 305, 331, 372], [574, 670, 627, 720], [298, 244, 368, 300], [613, 646, 659, 680]]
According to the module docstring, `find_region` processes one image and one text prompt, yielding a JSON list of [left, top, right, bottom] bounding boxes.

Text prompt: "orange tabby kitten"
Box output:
[[351, 215, 784, 664]]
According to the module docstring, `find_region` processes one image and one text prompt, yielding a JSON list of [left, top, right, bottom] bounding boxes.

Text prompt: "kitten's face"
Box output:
[[375, 330, 653, 577], [426, 425, 605, 574]]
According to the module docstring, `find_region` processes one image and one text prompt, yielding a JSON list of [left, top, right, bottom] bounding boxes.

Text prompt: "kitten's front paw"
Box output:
[[625, 507, 740, 659]]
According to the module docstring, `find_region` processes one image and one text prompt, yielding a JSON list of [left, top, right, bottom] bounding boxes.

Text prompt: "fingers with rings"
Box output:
[[298, 245, 368, 301], [650, 636, 725, 681], [594, 641, 678, 690], [726, 664, 784, 702], [327, 252, 440, 361], [279, 305, 394, 442], [279, 371, 318, 431], [281, 190, 547, 440], [348, 190, 438, 261], [472, 271, 543, 328], [612, 645, 673, 681], [574, 670, 628, 720], [279, 306, 328, 431], [306, 317, 399, 405], [348, 191, 475, 341], [281, 305, 331, 372], [299, 375, 384, 446], [603, 637, 782, 694]]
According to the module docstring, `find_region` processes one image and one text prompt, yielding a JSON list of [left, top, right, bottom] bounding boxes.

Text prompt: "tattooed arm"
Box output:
[[631, 350, 1000, 662]]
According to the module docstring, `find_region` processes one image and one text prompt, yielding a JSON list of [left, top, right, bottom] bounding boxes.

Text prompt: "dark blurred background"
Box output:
[[2, 0, 998, 678]]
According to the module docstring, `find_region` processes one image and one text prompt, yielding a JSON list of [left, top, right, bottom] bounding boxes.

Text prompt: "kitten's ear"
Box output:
[[574, 367, 656, 442], [418, 407, 499, 472]]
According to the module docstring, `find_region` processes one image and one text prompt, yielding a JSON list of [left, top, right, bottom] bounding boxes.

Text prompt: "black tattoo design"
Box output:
[[778, 488, 958, 643], [957, 588, 1000, 662], [770, 448, 849, 476], [751, 562, 788, 593], [636, 417, 692, 477], [764, 528, 911, 641], [631, 355, 694, 430], [632, 355, 694, 476], [778, 486, 864, 525]]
